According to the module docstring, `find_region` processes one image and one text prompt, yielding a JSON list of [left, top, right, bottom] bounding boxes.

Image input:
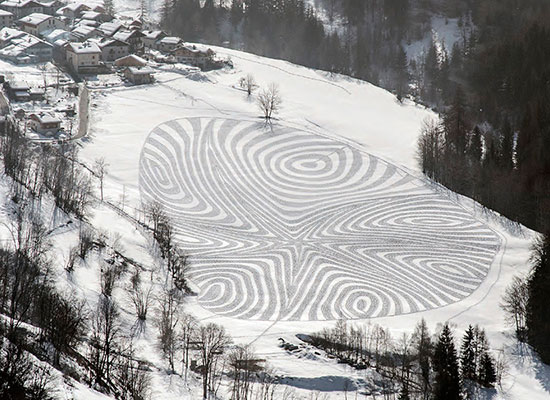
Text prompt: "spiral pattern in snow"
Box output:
[[139, 118, 500, 321]]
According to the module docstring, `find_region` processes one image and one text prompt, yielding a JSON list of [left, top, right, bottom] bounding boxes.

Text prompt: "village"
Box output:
[[0, 0, 225, 139]]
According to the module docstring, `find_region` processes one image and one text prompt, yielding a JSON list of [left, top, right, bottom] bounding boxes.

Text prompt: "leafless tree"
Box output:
[[179, 312, 197, 380], [229, 345, 263, 400], [79, 225, 95, 259], [241, 74, 258, 96], [195, 323, 232, 399], [116, 339, 151, 400], [129, 270, 152, 328], [90, 296, 121, 387], [157, 288, 180, 372], [500, 275, 529, 341], [94, 157, 108, 201], [257, 83, 282, 121]]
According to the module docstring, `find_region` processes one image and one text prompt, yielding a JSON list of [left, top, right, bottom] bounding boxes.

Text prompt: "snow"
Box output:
[[68, 44, 545, 399]]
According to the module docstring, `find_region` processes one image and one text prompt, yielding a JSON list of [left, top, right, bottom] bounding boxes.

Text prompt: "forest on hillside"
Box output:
[[160, 0, 550, 234]]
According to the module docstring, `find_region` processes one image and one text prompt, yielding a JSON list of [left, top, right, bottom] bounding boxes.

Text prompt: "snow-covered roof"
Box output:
[[113, 29, 142, 42], [61, 2, 89, 12], [98, 37, 128, 48], [17, 12, 51, 26], [81, 10, 100, 19], [0, 34, 50, 57], [159, 36, 181, 45], [1, 0, 41, 8], [53, 38, 66, 47], [142, 30, 164, 40], [126, 66, 154, 75], [0, 9, 13, 16], [31, 112, 61, 124], [67, 40, 100, 54], [114, 53, 146, 65], [7, 80, 29, 90], [42, 28, 68, 42], [98, 20, 121, 36], [71, 24, 96, 36], [0, 27, 26, 42]]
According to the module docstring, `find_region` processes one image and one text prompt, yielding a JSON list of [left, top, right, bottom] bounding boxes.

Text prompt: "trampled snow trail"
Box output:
[[139, 117, 500, 321]]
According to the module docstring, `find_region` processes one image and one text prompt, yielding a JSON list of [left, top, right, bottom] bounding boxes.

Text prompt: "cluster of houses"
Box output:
[[0, 0, 219, 80]]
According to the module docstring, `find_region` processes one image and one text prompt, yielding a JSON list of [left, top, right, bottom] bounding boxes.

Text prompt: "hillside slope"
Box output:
[[0, 46, 532, 399]]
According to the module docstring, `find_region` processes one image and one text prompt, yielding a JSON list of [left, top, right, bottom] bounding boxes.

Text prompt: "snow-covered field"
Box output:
[[72, 46, 550, 399], [139, 117, 500, 322]]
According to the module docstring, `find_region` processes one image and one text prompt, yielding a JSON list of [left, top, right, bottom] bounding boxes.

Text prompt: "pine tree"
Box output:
[[433, 324, 461, 400], [467, 126, 482, 164], [460, 325, 477, 381], [412, 319, 432, 399], [479, 352, 496, 387], [499, 118, 514, 170], [103, 0, 115, 17]]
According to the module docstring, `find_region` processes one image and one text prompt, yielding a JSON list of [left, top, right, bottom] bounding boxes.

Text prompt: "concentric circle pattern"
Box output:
[[139, 118, 500, 321]]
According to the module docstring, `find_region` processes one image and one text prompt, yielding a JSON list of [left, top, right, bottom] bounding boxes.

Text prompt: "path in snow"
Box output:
[[138, 117, 501, 321]]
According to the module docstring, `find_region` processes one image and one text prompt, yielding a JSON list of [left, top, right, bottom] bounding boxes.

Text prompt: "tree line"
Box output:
[[502, 234, 550, 365]]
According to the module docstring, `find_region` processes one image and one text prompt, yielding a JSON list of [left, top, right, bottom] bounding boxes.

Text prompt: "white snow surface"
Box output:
[[57, 45, 549, 399]]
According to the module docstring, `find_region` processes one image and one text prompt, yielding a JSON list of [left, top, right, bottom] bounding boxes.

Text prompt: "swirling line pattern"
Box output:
[[138, 118, 500, 321]]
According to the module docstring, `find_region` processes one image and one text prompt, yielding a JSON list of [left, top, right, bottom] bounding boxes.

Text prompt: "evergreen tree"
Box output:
[[395, 45, 409, 100], [103, 0, 115, 17], [412, 319, 433, 398], [467, 126, 482, 163], [479, 352, 496, 387], [499, 118, 514, 170], [433, 324, 461, 400], [444, 86, 468, 156], [460, 325, 477, 381]]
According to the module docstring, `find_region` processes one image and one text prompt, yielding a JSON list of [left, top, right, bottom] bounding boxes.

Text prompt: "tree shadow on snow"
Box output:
[[279, 376, 357, 392]]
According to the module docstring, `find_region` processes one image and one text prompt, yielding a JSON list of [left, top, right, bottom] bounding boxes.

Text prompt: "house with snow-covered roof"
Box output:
[[0, 31, 52, 62], [141, 29, 165, 48], [114, 53, 146, 67], [58, 2, 89, 19], [70, 24, 98, 41], [156, 36, 182, 52], [97, 20, 121, 37], [38, 0, 62, 15], [97, 37, 128, 61], [0, 0, 43, 18], [113, 29, 143, 52], [0, 26, 24, 46], [172, 45, 214, 68], [17, 12, 62, 36], [42, 27, 67, 43], [65, 40, 101, 72], [0, 9, 13, 28], [124, 66, 154, 84], [29, 112, 61, 134]]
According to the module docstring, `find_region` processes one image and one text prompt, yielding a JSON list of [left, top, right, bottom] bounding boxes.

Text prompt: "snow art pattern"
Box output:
[[138, 118, 500, 321]]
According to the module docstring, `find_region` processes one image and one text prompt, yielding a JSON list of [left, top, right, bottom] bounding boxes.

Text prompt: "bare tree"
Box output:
[[94, 157, 108, 201], [195, 323, 232, 399], [242, 74, 258, 96], [500, 275, 529, 341], [79, 225, 95, 259], [157, 288, 181, 371], [179, 312, 197, 380], [257, 83, 282, 121], [229, 345, 263, 400], [89, 297, 121, 387], [129, 270, 152, 329]]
